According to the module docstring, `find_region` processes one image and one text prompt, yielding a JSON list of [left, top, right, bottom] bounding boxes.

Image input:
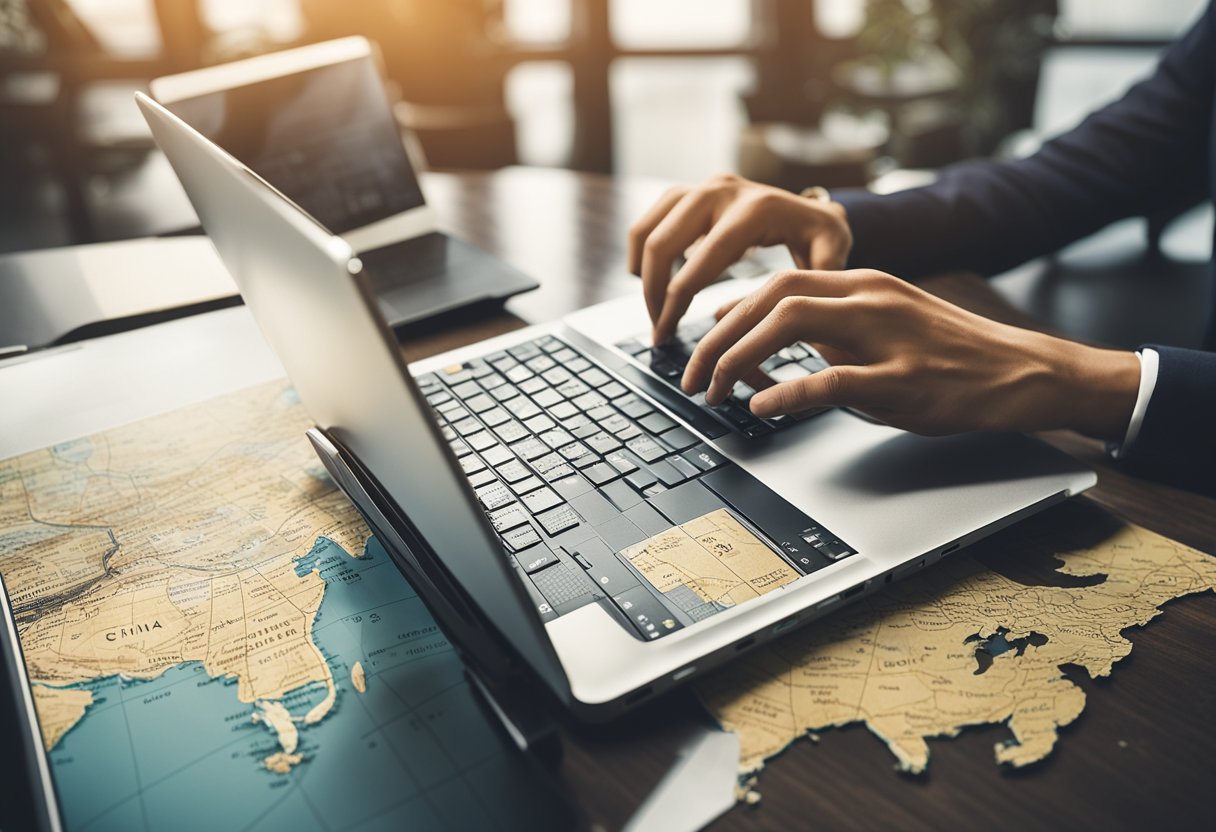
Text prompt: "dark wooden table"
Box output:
[[414, 167, 1216, 831]]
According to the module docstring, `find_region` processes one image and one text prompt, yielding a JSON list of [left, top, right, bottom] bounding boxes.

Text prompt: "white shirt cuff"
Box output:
[[1109, 348, 1159, 459]]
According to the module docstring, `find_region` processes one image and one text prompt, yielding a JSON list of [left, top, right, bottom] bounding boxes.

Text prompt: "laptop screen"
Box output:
[[163, 54, 424, 235]]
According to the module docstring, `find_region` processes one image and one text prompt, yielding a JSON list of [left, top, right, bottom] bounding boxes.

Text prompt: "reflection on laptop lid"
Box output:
[[151, 37, 427, 241]]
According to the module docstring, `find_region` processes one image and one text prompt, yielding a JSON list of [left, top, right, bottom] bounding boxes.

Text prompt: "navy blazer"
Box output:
[[836, 1, 1216, 489]]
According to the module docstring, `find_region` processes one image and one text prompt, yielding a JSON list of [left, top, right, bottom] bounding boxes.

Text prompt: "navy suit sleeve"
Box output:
[[1126, 347, 1216, 489], [835, 2, 1214, 280]]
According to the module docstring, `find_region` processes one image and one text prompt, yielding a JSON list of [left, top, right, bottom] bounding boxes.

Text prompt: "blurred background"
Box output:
[[0, 0, 1210, 265]]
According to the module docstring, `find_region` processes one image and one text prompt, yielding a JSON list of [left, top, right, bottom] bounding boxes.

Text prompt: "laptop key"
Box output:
[[508, 342, 542, 361], [625, 467, 658, 492], [571, 422, 600, 440], [639, 412, 676, 434], [426, 390, 452, 406], [505, 397, 542, 421], [501, 524, 541, 553], [552, 348, 578, 363], [449, 439, 472, 457], [453, 417, 482, 436], [511, 476, 546, 496], [468, 469, 497, 488], [481, 374, 507, 390], [552, 474, 594, 501], [626, 435, 669, 463], [522, 487, 563, 514], [583, 462, 619, 486], [682, 443, 727, 472], [481, 407, 511, 427], [648, 480, 728, 525], [542, 367, 573, 386], [512, 437, 550, 461], [452, 380, 481, 399], [536, 505, 581, 536], [604, 450, 639, 475], [460, 455, 486, 475], [467, 432, 497, 452], [489, 503, 529, 532], [493, 420, 529, 444], [649, 459, 689, 488], [642, 483, 667, 498], [660, 426, 699, 451], [497, 459, 531, 483], [615, 395, 654, 420], [668, 455, 701, 479], [579, 367, 612, 388], [522, 542, 559, 574], [490, 384, 519, 402], [481, 444, 515, 466], [527, 415, 559, 435], [540, 428, 574, 449], [506, 365, 534, 383], [549, 401, 579, 420], [585, 431, 622, 455], [526, 355, 557, 373], [519, 376, 547, 395], [601, 478, 643, 512], [573, 391, 608, 411], [600, 381, 628, 400], [556, 379, 591, 399], [476, 481, 517, 511]]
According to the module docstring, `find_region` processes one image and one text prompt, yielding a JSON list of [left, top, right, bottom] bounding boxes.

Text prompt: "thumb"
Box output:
[[809, 229, 850, 271], [750, 366, 873, 417]]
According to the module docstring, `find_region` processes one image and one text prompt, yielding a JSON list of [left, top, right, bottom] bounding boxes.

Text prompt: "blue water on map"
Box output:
[[45, 538, 571, 832]]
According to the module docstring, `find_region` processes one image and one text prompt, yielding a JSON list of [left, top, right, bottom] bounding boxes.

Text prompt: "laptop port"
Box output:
[[734, 637, 756, 652], [624, 686, 653, 706], [941, 542, 961, 556], [773, 614, 799, 635], [841, 582, 866, 600]]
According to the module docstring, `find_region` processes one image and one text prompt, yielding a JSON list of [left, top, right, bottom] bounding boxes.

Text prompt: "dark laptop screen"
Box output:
[[164, 55, 424, 234]]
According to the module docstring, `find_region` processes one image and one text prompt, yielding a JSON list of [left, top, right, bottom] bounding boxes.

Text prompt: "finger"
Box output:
[[702, 295, 852, 404], [652, 203, 769, 344], [809, 225, 851, 271], [751, 365, 883, 417], [627, 186, 687, 276], [641, 191, 717, 336], [683, 271, 854, 394]]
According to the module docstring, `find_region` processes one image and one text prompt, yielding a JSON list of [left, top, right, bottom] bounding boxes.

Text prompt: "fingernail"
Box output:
[[750, 392, 777, 417]]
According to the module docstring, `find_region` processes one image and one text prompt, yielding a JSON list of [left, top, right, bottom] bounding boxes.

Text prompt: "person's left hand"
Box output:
[[681, 269, 1141, 440]]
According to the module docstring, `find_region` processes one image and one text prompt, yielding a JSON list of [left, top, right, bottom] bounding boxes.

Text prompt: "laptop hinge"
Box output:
[[306, 427, 561, 758]]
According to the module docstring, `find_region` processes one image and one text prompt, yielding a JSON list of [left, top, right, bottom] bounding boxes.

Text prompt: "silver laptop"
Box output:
[[137, 91, 1095, 726], [151, 37, 538, 327]]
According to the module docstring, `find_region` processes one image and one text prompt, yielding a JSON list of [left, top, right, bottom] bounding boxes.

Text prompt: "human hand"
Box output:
[[681, 269, 1141, 441], [627, 174, 853, 345]]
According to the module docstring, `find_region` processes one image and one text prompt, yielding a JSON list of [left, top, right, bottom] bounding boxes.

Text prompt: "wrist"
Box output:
[[1052, 342, 1141, 441]]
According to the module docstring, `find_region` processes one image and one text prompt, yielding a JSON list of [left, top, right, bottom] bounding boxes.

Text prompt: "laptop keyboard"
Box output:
[[417, 334, 855, 641], [615, 317, 832, 438]]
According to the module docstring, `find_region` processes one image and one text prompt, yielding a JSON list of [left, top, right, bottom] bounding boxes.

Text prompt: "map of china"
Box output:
[[0, 382, 369, 772], [697, 512, 1216, 775]]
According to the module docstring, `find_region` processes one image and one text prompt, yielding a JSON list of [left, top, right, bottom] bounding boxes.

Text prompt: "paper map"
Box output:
[[697, 512, 1216, 776], [622, 508, 800, 622], [0, 379, 571, 831]]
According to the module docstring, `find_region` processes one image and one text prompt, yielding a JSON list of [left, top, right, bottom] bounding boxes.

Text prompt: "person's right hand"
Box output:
[[627, 173, 853, 345]]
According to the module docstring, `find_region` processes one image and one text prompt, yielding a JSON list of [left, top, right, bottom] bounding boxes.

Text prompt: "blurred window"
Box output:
[[612, 57, 753, 180], [506, 61, 574, 167], [1057, 0, 1207, 38], [611, 0, 751, 48], [502, 0, 570, 44]]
